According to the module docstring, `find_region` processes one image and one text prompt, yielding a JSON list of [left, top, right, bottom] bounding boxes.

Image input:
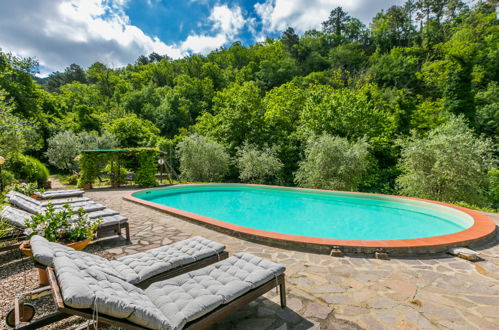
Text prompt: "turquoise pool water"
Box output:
[[133, 185, 473, 241]]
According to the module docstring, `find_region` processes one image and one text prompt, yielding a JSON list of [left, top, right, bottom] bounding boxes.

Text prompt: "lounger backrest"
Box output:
[[37, 189, 84, 199], [30, 235, 126, 281], [9, 191, 40, 205], [30, 235, 74, 266], [5, 192, 41, 214], [53, 256, 175, 329], [0, 205, 32, 228], [112, 236, 225, 284]]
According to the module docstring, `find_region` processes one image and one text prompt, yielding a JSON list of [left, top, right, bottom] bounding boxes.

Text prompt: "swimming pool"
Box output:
[[125, 184, 496, 255]]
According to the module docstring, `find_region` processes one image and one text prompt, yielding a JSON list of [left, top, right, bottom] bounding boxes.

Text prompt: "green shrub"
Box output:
[[396, 116, 495, 205], [103, 161, 129, 185], [6, 153, 49, 187], [78, 153, 99, 187], [0, 169, 15, 189], [235, 143, 283, 183], [487, 169, 499, 209], [177, 134, 230, 182], [135, 150, 158, 187], [4, 182, 43, 196], [295, 134, 371, 191], [66, 174, 79, 186]]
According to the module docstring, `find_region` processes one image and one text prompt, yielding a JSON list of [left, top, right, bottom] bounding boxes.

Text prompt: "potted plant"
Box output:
[[20, 203, 101, 284]]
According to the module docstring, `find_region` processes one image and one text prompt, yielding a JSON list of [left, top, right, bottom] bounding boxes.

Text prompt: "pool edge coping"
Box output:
[[123, 184, 497, 252]]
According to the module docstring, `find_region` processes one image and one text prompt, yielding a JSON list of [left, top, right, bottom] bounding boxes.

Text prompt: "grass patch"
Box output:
[[453, 202, 498, 214]]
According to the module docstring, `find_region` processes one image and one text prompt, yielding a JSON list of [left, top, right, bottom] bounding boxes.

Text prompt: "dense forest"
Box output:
[[0, 0, 497, 208]]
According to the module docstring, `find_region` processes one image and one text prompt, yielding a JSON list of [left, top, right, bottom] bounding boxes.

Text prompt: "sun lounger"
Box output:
[[0, 206, 130, 245], [30, 234, 228, 287], [14, 252, 285, 329], [7, 190, 90, 206], [36, 189, 85, 200], [6, 191, 104, 214]]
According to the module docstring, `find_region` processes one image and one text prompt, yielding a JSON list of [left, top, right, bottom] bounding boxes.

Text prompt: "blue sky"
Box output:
[[0, 0, 403, 75], [126, 0, 264, 47]]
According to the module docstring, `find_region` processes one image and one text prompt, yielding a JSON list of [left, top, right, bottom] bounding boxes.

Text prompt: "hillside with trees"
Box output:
[[0, 0, 497, 209]]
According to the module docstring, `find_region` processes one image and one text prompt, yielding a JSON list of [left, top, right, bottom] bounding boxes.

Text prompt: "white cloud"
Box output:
[[0, 0, 184, 75], [180, 4, 246, 54], [181, 34, 228, 54], [0, 0, 248, 75], [254, 0, 404, 35]]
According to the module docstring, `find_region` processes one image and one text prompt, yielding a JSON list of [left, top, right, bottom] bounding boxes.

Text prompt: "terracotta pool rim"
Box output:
[[123, 184, 497, 252]]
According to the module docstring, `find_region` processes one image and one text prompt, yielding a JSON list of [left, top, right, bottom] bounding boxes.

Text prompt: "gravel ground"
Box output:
[[0, 239, 119, 329]]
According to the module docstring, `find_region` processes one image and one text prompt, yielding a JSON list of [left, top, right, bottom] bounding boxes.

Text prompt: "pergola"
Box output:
[[79, 148, 177, 189]]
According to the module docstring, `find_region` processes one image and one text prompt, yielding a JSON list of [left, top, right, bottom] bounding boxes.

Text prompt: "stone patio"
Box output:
[[1, 187, 498, 329]]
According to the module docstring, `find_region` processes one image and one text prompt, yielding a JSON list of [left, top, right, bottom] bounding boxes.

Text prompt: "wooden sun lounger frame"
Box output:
[[12, 251, 232, 329], [0, 228, 26, 252], [38, 267, 285, 330], [97, 221, 131, 241], [13, 253, 283, 330], [32, 250, 229, 289]]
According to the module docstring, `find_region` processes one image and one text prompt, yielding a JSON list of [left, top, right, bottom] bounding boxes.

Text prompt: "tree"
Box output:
[[87, 62, 118, 99], [46, 63, 87, 93], [0, 51, 42, 119], [397, 116, 495, 205], [329, 43, 367, 72], [176, 134, 230, 182], [371, 5, 417, 52], [295, 134, 371, 191], [106, 114, 160, 147], [475, 81, 499, 140], [299, 84, 398, 147], [46, 130, 117, 172], [195, 81, 267, 151], [76, 104, 100, 131], [369, 47, 421, 89], [235, 143, 283, 183], [322, 7, 351, 37], [322, 7, 367, 45], [256, 57, 301, 90], [281, 27, 301, 60], [152, 89, 192, 137], [0, 89, 37, 155]]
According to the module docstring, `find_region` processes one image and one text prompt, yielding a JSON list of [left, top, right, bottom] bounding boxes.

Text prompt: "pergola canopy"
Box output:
[[81, 148, 164, 154]]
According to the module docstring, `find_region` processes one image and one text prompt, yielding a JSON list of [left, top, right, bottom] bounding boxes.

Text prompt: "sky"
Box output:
[[0, 0, 404, 76]]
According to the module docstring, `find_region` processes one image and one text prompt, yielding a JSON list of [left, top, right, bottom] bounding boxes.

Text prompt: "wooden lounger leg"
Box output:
[[123, 223, 130, 241], [279, 274, 286, 308], [14, 298, 24, 327]]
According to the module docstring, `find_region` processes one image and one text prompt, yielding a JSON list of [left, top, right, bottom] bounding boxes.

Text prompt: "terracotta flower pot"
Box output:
[[82, 184, 92, 190], [19, 238, 92, 285], [111, 183, 120, 188]]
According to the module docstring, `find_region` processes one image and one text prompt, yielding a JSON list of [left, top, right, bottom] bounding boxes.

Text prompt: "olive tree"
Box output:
[[235, 143, 283, 183], [46, 131, 117, 172], [176, 134, 230, 182], [295, 134, 370, 190], [396, 116, 495, 205]]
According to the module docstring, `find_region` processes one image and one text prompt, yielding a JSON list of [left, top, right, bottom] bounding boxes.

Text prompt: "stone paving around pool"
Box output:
[[1, 187, 499, 329]]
